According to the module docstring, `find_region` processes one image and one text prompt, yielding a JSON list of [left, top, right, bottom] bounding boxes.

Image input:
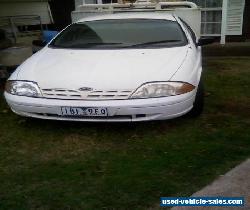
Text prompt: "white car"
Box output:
[[4, 13, 213, 122]]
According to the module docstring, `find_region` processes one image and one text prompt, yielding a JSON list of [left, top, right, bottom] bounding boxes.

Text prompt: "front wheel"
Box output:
[[189, 79, 204, 117]]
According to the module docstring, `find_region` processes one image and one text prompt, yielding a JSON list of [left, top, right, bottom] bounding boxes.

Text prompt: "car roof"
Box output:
[[76, 12, 177, 23]]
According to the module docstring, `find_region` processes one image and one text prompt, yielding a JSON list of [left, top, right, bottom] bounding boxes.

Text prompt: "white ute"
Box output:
[[4, 1, 214, 122]]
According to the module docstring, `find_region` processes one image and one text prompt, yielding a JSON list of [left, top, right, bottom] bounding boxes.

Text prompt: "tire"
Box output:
[[189, 79, 204, 117]]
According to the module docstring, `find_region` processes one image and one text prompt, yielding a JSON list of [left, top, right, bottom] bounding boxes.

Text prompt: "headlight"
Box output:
[[5, 80, 42, 97], [130, 82, 195, 99]]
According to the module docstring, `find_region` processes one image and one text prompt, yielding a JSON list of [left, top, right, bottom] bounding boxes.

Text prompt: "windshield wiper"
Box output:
[[125, 40, 182, 48], [82, 42, 124, 46], [49, 42, 124, 48]]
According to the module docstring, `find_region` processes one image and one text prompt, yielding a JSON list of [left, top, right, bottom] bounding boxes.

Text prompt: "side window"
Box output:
[[179, 19, 197, 44]]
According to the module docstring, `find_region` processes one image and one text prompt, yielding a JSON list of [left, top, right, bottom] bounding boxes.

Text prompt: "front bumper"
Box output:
[[4, 91, 196, 122]]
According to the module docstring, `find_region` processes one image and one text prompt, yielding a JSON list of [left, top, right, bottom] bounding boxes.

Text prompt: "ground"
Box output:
[[0, 57, 249, 210]]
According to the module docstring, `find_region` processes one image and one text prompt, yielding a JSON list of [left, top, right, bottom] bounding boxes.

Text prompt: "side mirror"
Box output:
[[197, 38, 215, 46], [32, 40, 47, 47]]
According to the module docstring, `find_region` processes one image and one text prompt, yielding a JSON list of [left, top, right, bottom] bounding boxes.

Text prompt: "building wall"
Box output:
[[184, 0, 246, 40]]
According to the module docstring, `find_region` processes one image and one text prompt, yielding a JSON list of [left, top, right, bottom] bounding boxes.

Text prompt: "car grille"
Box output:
[[41, 88, 133, 100]]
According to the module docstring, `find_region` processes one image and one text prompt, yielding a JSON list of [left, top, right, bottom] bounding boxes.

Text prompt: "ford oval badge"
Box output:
[[79, 87, 93, 91]]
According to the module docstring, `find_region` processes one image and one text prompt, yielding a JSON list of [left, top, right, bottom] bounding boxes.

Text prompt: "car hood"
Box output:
[[16, 46, 188, 90]]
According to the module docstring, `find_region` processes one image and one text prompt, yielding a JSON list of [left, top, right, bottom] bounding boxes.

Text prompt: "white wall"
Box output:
[[0, 2, 52, 25]]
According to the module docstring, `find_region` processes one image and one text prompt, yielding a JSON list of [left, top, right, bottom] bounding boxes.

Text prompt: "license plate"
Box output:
[[61, 107, 108, 117]]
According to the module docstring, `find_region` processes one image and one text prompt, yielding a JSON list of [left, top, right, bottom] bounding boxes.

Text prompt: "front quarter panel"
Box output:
[[7, 47, 49, 81], [170, 45, 202, 87]]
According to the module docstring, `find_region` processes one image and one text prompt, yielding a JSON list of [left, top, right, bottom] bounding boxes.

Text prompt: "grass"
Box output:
[[0, 57, 250, 210]]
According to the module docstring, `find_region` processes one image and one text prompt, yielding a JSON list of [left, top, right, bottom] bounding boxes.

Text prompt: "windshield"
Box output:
[[49, 19, 188, 49]]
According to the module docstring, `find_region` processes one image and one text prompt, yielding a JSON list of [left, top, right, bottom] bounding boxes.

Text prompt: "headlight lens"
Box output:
[[130, 82, 195, 99], [5, 80, 42, 97]]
